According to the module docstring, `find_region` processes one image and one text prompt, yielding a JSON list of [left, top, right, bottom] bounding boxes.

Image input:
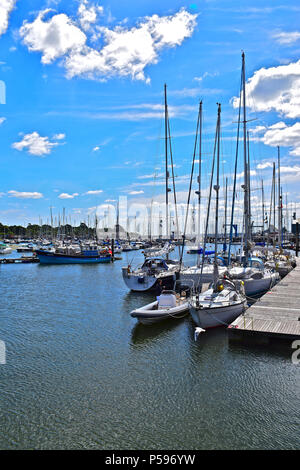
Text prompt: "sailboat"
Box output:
[[122, 84, 181, 292], [264, 147, 294, 278], [226, 52, 279, 297], [179, 101, 227, 284], [189, 104, 247, 328]]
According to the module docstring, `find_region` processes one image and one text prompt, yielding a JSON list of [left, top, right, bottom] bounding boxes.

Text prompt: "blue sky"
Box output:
[[1, 0, 300, 230]]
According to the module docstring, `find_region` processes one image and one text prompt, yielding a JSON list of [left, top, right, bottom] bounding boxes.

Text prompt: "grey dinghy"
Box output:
[[130, 291, 189, 325]]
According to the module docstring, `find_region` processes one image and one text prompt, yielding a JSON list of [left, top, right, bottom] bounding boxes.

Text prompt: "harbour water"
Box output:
[[0, 249, 299, 450]]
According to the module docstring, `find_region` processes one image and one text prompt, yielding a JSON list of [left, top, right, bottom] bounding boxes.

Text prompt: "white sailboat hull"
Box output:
[[189, 301, 246, 329], [228, 267, 279, 297], [243, 276, 273, 297], [180, 266, 227, 285]]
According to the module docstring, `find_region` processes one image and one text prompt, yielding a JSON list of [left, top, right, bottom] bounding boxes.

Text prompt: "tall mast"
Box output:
[[247, 130, 252, 241], [196, 101, 202, 267], [273, 162, 276, 244], [196, 100, 202, 241], [261, 179, 265, 241], [50, 206, 53, 241], [213, 103, 221, 288], [278, 146, 282, 247], [224, 177, 228, 253], [116, 201, 120, 240], [164, 84, 169, 241], [242, 52, 249, 264], [148, 200, 151, 242]]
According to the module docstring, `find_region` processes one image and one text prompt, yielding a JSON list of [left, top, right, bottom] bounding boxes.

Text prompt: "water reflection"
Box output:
[[130, 317, 184, 348]]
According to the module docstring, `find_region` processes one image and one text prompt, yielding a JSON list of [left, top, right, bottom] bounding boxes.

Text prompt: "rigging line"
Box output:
[[196, 100, 203, 268], [179, 101, 201, 268], [167, 112, 180, 257], [196, 106, 219, 289], [213, 103, 221, 290], [228, 65, 243, 265]]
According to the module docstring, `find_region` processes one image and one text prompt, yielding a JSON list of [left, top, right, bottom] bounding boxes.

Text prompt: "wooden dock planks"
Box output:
[[228, 260, 300, 341]]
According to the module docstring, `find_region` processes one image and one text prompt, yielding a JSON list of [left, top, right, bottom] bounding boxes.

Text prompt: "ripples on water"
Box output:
[[0, 249, 299, 449]]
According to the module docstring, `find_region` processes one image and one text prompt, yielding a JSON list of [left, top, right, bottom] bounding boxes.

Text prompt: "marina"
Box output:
[[1, 0, 300, 453], [229, 259, 300, 343], [0, 246, 299, 450]]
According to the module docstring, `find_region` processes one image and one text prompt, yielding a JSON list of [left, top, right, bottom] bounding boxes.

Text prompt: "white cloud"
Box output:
[[83, 190, 103, 195], [19, 9, 87, 64], [252, 122, 300, 156], [273, 31, 300, 45], [0, 117, 6, 125], [92, 146, 100, 151], [49, 103, 196, 121], [20, 8, 197, 82], [53, 132, 65, 140], [193, 71, 218, 82], [12, 131, 63, 156], [236, 169, 257, 180], [233, 59, 300, 119], [128, 190, 144, 195], [58, 192, 79, 199], [256, 162, 273, 170], [78, 0, 103, 31], [0, 0, 16, 36], [138, 173, 164, 179], [8, 190, 43, 199]]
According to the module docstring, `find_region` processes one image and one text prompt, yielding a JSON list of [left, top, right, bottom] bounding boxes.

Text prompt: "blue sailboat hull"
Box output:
[[36, 250, 111, 265]]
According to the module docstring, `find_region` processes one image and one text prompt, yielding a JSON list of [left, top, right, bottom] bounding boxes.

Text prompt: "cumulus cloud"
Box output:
[[0, 0, 16, 36], [252, 122, 300, 156], [58, 192, 79, 199], [20, 7, 197, 82], [8, 190, 43, 199], [273, 31, 300, 45], [12, 131, 64, 156], [256, 162, 273, 170], [233, 59, 300, 119], [19, 9, 87, 64], [78, 0, 103, 31], [66, 9, 197, 81]]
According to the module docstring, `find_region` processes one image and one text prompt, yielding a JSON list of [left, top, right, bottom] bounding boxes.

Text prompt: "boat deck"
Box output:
[[228, 258, 300, 343]]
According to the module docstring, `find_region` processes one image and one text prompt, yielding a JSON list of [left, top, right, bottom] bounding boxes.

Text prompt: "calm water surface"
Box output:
[[0, 248, 299, 449]]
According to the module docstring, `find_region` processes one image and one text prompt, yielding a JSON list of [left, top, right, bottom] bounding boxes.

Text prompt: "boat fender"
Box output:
[[127, 265, 131, 274]]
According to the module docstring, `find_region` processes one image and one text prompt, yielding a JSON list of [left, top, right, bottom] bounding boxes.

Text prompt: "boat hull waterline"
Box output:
[[189, 301, 246, 329], [122, 267, 176, 292], [131, 300, 189, 325], [36, 250, 111, 265]]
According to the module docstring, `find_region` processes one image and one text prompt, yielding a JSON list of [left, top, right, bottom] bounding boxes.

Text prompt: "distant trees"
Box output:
[[0, 222, 97, 240]]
